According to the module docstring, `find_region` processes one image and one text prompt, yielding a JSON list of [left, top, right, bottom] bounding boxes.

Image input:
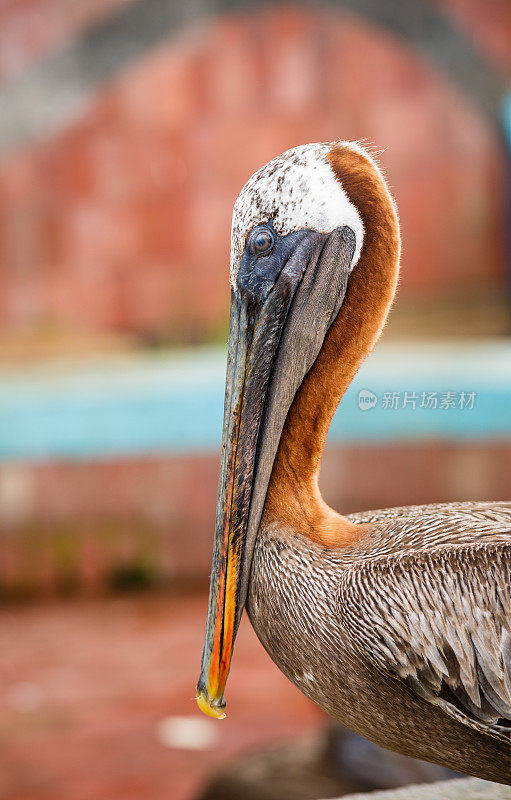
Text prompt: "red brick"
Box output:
[[0, 594, 324, 800], [0, 441, 509, 597], [0, 5, 508, 341]]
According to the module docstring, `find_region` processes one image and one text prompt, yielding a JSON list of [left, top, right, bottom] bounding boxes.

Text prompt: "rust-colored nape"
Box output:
[[263, 142, 401, 547]]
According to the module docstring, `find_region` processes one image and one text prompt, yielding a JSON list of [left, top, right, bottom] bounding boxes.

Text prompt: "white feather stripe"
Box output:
[[230, 143, 364, 285]]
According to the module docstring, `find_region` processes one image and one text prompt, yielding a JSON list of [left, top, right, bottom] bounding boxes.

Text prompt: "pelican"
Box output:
[[196, 141, 511, 783]]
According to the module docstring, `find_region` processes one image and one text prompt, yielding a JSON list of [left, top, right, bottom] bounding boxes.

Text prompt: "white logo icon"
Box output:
[[358, 389, 378, 411]]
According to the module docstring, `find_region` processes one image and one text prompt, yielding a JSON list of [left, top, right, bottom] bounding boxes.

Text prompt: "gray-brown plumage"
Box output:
[[196, 141, 511, 784], [249, 502, 511, 783]]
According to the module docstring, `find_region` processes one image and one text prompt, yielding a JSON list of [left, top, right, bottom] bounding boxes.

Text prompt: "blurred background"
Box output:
[[0, 1, 510, 799]]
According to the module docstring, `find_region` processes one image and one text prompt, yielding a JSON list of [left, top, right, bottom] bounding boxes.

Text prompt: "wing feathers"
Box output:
[[338, 543, 511, 737]]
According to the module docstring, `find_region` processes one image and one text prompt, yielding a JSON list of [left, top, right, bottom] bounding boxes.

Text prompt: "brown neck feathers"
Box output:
[[263, 143, 400, 546]]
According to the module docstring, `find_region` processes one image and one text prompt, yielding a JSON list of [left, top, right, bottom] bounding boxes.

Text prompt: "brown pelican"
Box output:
[[196, 141, 511, 784]]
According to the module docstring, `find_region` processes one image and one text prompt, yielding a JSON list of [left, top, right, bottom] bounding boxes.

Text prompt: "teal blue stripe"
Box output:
[[0, 342, 510, 462], [502, 91, 511, 150]]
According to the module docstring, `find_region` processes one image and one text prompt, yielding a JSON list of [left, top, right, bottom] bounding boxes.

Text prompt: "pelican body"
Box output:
[[196, 142, 511, 783]]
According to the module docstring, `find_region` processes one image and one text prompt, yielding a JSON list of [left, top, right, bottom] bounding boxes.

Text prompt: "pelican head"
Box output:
[[196, 141, 390, 718]]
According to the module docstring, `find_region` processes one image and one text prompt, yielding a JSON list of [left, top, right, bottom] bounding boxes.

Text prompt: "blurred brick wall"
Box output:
[[0, 0, 132, 82], [1, 440, 510, 598], [1, 2, 510, 596], [0, 3, 508, 345], [430, 0, 511, 76]]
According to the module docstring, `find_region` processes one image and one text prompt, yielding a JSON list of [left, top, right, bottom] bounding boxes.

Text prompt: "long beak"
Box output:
[[196, 225, 356, 718]]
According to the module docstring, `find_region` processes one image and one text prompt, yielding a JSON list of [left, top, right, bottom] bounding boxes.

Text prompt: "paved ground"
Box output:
[[341, 778, 511, 800], [0, 592, 323, 800]]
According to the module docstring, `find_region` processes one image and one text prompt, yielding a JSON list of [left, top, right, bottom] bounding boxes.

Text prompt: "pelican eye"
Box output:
[[248, 227, 275, 257]]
